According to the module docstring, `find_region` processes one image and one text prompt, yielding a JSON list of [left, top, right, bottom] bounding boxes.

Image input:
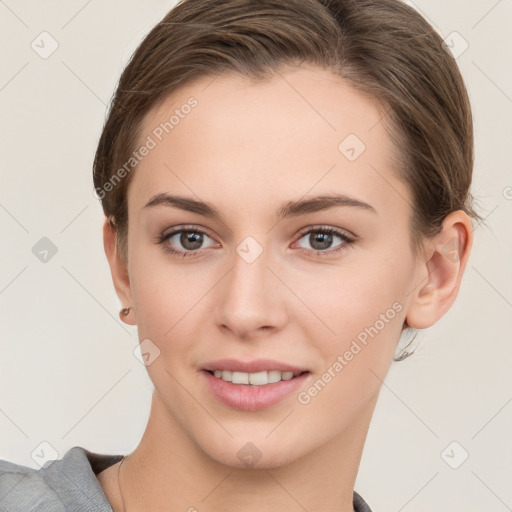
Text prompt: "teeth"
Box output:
[[268, 370, 282, 384], [250, 371, 270, 385], [211, 369, 299, 385], [232, 371, 249, 384]]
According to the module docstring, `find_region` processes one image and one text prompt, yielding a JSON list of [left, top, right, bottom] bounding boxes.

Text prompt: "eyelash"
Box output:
[[157, 225, 356, 259]]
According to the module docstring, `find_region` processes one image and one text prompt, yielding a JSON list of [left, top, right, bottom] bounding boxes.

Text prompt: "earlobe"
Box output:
[[103, 218, 136, 326], [405, 211, 473, 330]]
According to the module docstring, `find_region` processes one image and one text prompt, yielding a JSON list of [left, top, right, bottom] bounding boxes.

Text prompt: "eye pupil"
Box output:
[[162, 227, 350, 258], [310, 231, 333, 250], [181, 231, 203, 250]]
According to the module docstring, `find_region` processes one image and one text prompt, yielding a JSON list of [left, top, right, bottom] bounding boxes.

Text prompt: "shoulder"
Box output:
[[0, 446, 123, 511], [0, 455, 66, 511]]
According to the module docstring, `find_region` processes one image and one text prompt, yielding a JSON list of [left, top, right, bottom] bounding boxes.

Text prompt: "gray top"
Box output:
[[0, 446, 373, 511]]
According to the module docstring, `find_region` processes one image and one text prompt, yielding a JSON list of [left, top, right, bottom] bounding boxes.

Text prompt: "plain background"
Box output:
[[0, 1, 511, 510]]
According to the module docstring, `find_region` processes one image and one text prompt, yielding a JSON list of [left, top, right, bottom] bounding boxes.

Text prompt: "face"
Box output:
[[120, 64, 421, 468]]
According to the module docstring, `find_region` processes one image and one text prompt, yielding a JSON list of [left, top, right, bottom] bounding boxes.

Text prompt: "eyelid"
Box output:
[[161, 224, 355, 243], [290, 225, 356, 256], [158, 224, 357, 257], [161, 223, 214, 237], [294, 224, 356, 241], [161, 225, 219, 249]]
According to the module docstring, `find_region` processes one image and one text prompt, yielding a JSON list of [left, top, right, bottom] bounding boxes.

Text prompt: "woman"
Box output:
[[0, 0, 480, 510]]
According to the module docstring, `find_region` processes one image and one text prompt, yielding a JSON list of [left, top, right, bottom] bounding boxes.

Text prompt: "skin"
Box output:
[[98, 64, 473, 512]]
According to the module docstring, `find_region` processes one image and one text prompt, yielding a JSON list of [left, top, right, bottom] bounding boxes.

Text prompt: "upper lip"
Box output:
[[201, 358, 309, 374]]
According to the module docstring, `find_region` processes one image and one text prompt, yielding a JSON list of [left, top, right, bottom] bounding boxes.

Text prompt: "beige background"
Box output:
[[1, 0, 511, 510]]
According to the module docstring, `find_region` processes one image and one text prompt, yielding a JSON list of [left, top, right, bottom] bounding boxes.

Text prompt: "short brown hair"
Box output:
[[93, 0, 482, 348]]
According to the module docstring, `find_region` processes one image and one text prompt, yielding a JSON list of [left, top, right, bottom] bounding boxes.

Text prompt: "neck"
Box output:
[[111, 391, 375, 512]]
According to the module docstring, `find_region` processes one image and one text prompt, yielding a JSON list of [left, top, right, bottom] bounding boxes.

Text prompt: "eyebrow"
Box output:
[[143, 192, 377, 220]]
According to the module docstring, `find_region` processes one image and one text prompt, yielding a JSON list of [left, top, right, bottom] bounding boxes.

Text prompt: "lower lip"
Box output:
[[201, 370, 310, 412]]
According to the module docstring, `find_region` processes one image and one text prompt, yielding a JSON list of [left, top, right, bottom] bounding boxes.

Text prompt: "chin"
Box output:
[[198, 432, 307, 470]]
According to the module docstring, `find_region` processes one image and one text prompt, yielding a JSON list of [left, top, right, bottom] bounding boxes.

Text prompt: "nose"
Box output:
[[214, 241, 287, 340]]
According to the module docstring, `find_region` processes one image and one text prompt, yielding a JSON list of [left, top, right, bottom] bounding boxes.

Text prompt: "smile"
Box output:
[[202, 369, 310, 412], [208, 369, 304, 385]]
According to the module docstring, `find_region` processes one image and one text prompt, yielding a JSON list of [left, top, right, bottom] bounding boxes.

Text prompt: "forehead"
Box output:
[[129, 65, 409, 221]]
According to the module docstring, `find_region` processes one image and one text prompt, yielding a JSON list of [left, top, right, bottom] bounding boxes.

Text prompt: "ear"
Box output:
[[405, 210, 474, 330], [103, 218, 136, 325]]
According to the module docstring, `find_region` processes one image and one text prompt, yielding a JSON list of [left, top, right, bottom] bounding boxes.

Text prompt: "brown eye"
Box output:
[[295, 227, 355, 256], [176, 231, 204, 251], [158, 227, 216, 257]]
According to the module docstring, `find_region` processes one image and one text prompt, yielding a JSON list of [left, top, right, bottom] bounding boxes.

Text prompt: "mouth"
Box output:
[[201, 366, 311, 412], [203, 369, 310, 386]]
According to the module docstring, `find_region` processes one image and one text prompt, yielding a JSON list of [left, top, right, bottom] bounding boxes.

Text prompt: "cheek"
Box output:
[[293, 262, 406, 398], [293, 262, 405, 341], [129, 251, 215, 356], [297, 297, 403, 429]]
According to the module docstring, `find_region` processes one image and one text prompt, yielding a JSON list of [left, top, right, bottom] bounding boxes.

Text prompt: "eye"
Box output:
[[157, 226, 217, 257], [293, 226, 355, 256], [157, 225, 356, 259]]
